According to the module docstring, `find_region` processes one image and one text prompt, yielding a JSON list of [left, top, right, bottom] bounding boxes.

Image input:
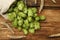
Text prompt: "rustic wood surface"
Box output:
[[27, 0, 60, 7], [0, 0, 60, 40]]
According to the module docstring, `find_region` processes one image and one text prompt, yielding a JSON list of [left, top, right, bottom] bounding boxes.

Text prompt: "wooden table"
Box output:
[[0, 0, 60, 40]]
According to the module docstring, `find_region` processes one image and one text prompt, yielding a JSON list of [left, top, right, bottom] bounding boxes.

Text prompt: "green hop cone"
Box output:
[[28, 8, 33, 16], [14, 7, 19, 13], [12, 19, 18, 27], [29, 28, 35, 34], [35, 16, 40, 21], [40, 15, 46, 21], [34, 13, 37, 17], [12, 12, 16, 17], [17, 1, 24, 11], [23, 24, 29, 29], [18, 12, 26, 18], [30, 23, 34, 28], [7, 13, 13, 21], [7, 12, 16, 21], [23, 6, 28, 14], [32, 8, 37, 13], [23, 24, 26, 28], [34, 22, 40, 30], [23, 29, 28, 35], [17, 16, 22, 20], [27, 17, 32, 22], [18, 19, 23, 26], [18, 27, 21, 31], [24, 20, 29, 27]]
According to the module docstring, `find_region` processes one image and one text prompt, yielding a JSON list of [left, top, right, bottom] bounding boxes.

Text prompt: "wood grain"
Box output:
[[0, 0, 60, 40], [26, 0, 60, 7], [0, 8, 60, 40]]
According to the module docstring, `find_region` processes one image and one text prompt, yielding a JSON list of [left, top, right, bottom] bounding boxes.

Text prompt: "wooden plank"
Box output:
[[26, 0, 60, 7], [22, 8, 60, 40], [0, 8, 60, 40]]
